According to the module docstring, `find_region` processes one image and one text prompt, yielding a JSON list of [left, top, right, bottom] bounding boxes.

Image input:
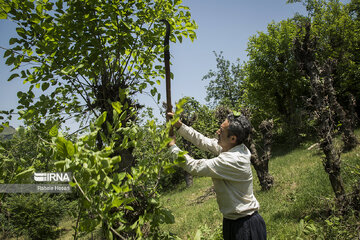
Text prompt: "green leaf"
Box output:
[[125, 205, 134, 211], [150, 87, 157, 96], [41, 82, 50, 91], [117, 172, 126, 181], [54, 160, 66, 169], [110, 156, 121, 164], [56, 137, 67, 157], [5, 56, 15, 66], [66, 141, 75, 156], [4, 49, 11, 58], [177, 35, 183, 43], [112, 102, 122, 114], [112, 197, 124, 207], [112, 184, 121, 193], [69, 181, 76, 187], [95, 111, 107, 127], [49, 125, 58, 137], [9, 38, 17, 45], [15, 168, 34, 180], [8, 73, 19, 81], [193, 229, 202, 240], [0, 4, 10, 19], [89, 179, 98, 188], [0, 12, 7, 19], [101, 159, 110, 168], [107, 231, 113, 240]]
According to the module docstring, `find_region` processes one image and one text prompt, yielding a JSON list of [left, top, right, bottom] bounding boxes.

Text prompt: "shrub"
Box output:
[[5, 194, 66, 239]]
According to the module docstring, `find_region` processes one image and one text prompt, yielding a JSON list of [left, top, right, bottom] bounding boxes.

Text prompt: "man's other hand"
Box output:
[[167, 112, 182, 129], [168, 136, 176, 147]]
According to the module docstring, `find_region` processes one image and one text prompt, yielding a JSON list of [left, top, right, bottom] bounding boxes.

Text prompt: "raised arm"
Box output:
[[178, 124, 222, 155], [167, 112, 222, 155]]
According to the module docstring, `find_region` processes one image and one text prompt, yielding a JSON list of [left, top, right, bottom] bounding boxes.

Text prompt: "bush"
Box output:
[[4, 194, 66, 239]]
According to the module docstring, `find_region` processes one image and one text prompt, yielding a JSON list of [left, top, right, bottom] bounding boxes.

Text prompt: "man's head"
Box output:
[[216, 113, 251, 151]]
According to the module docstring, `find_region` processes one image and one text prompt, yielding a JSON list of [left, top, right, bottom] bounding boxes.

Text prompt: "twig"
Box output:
[[69, 125, 90, 137], [72, 176, 126, 240], [73, 205, 82, 240]]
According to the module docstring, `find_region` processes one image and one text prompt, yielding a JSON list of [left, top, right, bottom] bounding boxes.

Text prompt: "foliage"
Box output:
[[296, 210, 360, 240], [2, 194, 66, 240], [0, 0, 197, 131], [50, 101, 186, 238], [245, 18, 309, 137], [239, 0, 360, 142], [0, 127, 70, 239], [301, 0, 360, 116], [0, 126, 53, 184], [202, 52, 246, 108]]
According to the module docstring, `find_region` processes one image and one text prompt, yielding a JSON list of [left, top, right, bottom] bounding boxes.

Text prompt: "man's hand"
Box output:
[[167, 112, 182, 129], [168, 136, 176, 147]]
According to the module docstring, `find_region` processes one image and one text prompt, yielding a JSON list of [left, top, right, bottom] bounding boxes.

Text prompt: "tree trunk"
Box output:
[[293, 23, 347, 202], [323, 72, 358, 152], [247, 122, 274, 191], [184, 172, 193, 188]]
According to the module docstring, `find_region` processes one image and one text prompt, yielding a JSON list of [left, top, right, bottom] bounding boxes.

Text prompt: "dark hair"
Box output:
[[226, 113, 251, 145]]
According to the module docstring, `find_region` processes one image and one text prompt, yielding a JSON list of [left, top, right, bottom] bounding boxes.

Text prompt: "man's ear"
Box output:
[[230, 135, 237, 144]]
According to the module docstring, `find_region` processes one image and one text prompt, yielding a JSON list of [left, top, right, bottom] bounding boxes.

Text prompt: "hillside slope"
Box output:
[[160, 131, 360, 239]]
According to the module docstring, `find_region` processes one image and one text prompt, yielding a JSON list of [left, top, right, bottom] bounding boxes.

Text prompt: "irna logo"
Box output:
[[34, 172, 72, 182]]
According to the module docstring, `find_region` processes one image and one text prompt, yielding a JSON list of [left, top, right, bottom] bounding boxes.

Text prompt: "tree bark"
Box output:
[[293, 22, 347, 202], [323, 71, 358, 152], [247, 121, 274, 191]]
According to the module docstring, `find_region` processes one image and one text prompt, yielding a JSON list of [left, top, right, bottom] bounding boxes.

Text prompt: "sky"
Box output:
[[0, 0, 309, 129]]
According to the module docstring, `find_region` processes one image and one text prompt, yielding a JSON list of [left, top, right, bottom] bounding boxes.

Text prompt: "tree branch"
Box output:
[[72, 176, 126, 240]]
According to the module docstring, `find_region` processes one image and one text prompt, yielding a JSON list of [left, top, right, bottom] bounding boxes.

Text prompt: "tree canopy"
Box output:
[[0, 0, 197, 131]]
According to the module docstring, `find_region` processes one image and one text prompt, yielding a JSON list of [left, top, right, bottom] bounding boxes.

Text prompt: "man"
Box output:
[[167, 111, 267, 240]]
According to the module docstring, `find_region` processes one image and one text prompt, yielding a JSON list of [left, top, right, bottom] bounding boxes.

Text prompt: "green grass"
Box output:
[[160, 130, 360, 239], [160, 177, 222, 239]]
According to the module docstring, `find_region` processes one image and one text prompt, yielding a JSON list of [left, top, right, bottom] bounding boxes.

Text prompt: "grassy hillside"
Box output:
[[160, 131, 360, 239]]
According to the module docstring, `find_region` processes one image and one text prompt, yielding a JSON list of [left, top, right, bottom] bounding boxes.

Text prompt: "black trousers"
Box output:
[[223, 212, 267, 240]]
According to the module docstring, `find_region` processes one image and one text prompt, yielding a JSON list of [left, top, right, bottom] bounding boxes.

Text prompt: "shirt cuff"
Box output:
[[169, 144, 181, 155]]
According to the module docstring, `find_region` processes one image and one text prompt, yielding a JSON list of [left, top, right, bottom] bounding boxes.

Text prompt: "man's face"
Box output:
[[216, 119, 235, 150]]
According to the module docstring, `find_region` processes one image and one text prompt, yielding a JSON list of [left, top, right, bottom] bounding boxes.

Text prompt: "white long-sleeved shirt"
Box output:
[[169, 124, 260, 220]]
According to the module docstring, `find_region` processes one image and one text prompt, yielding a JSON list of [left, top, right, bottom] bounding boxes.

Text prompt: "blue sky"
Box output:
[[0, 0, 308, 128]]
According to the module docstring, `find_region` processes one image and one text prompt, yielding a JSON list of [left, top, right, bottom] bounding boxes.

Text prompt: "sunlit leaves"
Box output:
[[111, 102, 122, 114], [48, 101, 183, 237], [244, 18, 307, 127], [1, 0, 198, 129], [94, 111, 107, 127], [203, 51, 246, 108], [49, 124, 58, 137]]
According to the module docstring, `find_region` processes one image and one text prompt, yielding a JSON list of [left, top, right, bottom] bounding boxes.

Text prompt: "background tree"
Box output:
[[291, 0, 359, 206], [202, 51, 245, 108], [293, 20, 347, 203], [288, 0, 360, 120], [0, 127, 69, 239], [244, 18, 309, 141]]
